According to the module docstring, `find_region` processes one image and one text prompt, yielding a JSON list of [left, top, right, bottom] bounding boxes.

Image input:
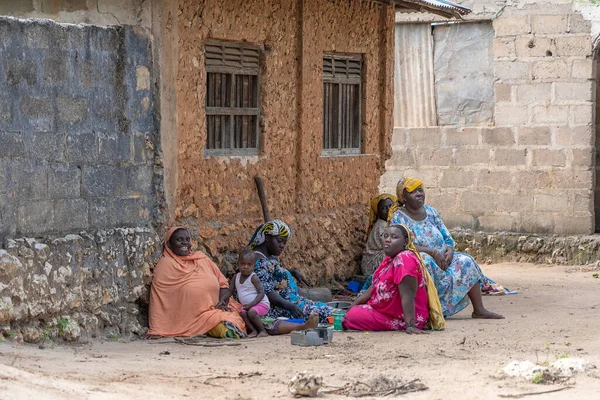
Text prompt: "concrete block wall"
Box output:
[[0, 17, 158, 241], [383, 3, 596, 234]]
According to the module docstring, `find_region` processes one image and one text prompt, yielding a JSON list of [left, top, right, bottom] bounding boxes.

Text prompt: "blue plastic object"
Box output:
[[288, 318, 304, 324], [347, 280, 361, 293]]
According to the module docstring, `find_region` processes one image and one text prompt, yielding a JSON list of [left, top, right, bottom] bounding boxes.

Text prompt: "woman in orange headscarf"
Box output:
[[146, 227, 246, 338]]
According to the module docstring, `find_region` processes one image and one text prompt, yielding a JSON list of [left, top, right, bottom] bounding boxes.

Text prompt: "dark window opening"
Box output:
[[205, 40, 260, 156], [322, 53, 363, 155]]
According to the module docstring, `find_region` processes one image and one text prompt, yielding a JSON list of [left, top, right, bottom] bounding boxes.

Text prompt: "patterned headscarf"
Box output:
[[248, 219, 292, 250], [388, 177, 424, 220], [367, 193, 397, 234], [388, 222, 445, 331]]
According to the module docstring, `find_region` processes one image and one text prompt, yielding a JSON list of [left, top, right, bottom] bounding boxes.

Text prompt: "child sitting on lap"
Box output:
[[219, 249, 270, 338]]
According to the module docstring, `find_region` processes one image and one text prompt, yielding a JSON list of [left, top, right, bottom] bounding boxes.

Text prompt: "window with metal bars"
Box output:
[[322, 53, 363, 155], [205, 40, 261, 156]]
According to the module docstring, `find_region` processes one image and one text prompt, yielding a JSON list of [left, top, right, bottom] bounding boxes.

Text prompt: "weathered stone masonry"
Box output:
[[0, 18, 158, 238], [0, 13, 162, 340]]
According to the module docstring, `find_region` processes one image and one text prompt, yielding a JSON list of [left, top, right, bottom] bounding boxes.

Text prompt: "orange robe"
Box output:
[[148, 228, 246, 337]]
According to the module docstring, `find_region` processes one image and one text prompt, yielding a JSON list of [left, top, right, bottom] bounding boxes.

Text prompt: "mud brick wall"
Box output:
[[0, 17, 159, 241], [383, 2, 596, 234], [175, 0, 394, 282]]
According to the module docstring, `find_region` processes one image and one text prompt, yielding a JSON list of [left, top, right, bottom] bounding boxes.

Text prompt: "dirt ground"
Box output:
[[1, 263, 599, 400]]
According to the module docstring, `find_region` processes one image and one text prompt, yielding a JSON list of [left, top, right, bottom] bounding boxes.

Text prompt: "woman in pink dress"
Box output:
[[343, 224, 430, 334]]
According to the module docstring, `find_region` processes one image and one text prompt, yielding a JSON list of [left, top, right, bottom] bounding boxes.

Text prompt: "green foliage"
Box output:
[[573, 0, 599, 4], [555, 351, 570, 360], [43, 327, 52, 341], [531, 372, 545, 384], [57, 317, 69, 337]]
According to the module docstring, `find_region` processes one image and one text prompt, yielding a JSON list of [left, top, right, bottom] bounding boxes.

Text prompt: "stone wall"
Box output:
[[0, 0, 151, 28], [0, 17, 159, 240], [175, 0, 394, 279], [0, 228, 160, 342], [384, 1, 596, 234], [0, 13, 161, 341], [452, 228, 600, 266]]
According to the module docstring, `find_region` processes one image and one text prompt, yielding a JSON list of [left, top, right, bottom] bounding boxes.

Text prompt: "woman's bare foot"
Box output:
[[472, 310, 504, 319], [256, 331, 268, 338], [246, 331, 258, 338], [302, 313, 319, 330]]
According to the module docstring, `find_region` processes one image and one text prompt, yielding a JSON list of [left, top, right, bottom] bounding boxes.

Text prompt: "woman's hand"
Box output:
[[215, 300, 231, 312], [431, 250, 448, 270], [290, 269, 310, 287], [289, 304, 304, 319], [444, 247, 454, 265], [405, 326, 427, 335]]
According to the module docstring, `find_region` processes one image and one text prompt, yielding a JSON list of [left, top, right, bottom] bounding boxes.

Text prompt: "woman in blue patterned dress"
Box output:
[[248, 220, 333, 323], [389, 177, 504, 319]]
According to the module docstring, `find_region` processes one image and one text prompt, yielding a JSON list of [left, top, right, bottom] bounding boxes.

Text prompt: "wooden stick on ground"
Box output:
[[254, 175, 271, 222], [499, 386, 572, 399]]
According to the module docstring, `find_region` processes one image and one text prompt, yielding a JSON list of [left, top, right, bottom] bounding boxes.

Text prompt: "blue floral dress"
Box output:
[[254, 257, 333, 322], [390, 205, 493, 317]]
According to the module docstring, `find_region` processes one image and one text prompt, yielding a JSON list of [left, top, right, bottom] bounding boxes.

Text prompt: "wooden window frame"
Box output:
[[205, 39, 261, 157], [322, 53, 363, 156]]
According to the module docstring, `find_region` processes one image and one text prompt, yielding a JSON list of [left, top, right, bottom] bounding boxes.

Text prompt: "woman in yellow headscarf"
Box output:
[[361, 194, 397, 276], [390, 177, 504, 320]]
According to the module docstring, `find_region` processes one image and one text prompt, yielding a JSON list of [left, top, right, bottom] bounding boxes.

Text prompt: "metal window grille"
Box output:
[[322, 53, 363, 155], [205, 40, 260, 156]]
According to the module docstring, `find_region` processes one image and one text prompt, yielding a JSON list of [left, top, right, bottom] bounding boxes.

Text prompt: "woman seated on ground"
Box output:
[[248, 220, 334, 323], [389, 177, 505, 319], [360, 194, 397, 290], [145, 227, 247, 339], [343, 224, 444, 333]]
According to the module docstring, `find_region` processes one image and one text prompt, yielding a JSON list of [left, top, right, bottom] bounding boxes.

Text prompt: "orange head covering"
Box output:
[[163, 226, 207, 271], [367, 194, 397, 234]]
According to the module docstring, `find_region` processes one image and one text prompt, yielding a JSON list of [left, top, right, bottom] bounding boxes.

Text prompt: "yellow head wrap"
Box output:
[[388, 177, 424, 221], [367, 193, 397, 235], [396, 177, 423, 204], [389, 223, 445, 331]]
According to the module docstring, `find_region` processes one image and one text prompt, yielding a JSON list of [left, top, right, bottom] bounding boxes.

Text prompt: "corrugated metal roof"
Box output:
[[391, 0, 472, 18]]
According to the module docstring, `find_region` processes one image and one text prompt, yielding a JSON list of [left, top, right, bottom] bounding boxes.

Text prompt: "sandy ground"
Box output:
[[1, 263, 599, 400]]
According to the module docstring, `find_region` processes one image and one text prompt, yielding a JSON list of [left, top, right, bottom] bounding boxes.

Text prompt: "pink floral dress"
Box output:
[[343, 251, 429, 331]]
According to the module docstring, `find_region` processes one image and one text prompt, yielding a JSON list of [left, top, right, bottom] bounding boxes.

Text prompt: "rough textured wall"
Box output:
[[0, 17, 158, 240], [0, 15, 161, 341], [596, 56, 600, 232], [0, 229, 159, 342], [297, 0, 393, 214], [433, 22, 494, 126], [175, 0, 394, 281], [383, 2, 596, 234], [0, 0, 151, 28]]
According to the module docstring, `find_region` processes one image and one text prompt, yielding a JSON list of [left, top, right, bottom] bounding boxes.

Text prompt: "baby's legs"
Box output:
[[240, 312, 258, 338], [246, 309, 268, 338]]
